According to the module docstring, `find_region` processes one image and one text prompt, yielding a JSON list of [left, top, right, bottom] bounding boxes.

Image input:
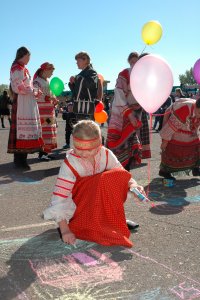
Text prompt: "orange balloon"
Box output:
[[98, 74, 104, 84], [94, 110, 108, 123]]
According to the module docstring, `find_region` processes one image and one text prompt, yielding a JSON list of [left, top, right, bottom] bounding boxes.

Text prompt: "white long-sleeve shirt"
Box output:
[[43, 146, 124, 223]]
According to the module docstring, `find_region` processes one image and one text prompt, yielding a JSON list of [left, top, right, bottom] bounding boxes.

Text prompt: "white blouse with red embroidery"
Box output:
[[43, 146, 123, 223]]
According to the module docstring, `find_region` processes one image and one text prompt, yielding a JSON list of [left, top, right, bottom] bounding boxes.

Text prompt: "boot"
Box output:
[[192, 167, 200, 176], [14, 153, 30, 170], [159, 169, 175, 179]]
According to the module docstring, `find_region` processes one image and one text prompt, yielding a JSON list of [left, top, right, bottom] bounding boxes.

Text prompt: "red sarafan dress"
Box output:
[[65, 159, 133, 247]]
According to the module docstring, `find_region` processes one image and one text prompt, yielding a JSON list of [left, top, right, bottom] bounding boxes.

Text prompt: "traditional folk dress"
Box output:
[[107, 68, 151, 170], [160, 98, 200, 173], [8, 63, 43, 153], [33, 77, 57, 153], [43, 146, 134, 247]]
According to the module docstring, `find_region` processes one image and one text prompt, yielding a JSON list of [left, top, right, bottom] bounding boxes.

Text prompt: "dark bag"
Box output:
[[73, 77, 95, 116]]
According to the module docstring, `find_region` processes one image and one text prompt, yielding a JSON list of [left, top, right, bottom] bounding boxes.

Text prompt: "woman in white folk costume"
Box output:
[[8, 46, 43, 169], [33, 62, 58, 161]]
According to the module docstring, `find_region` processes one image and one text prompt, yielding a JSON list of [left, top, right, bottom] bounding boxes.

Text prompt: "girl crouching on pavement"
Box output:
[[43, 120, 146, 247]]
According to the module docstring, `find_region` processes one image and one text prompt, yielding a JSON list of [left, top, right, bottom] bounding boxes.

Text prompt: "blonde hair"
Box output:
[[72, 120, 101, 140], [175, 88, 185, 97]]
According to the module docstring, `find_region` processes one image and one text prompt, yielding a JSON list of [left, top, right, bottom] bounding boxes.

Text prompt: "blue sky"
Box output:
[[1, 0, 199, 89]]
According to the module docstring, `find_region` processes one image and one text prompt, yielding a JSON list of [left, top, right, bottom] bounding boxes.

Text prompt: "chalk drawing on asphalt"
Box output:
[[0, 230, 200, 299]]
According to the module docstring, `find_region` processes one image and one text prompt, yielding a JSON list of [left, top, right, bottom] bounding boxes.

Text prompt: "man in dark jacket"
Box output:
[[68, 52, 99, 120]]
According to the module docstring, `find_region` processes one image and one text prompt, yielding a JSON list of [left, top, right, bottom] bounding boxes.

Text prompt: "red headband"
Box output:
[[33, 62, 55, 80], [40, 62, 55, 70], [73, 136, 101, 150]]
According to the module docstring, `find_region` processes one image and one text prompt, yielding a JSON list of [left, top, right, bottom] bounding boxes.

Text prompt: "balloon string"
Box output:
[[146, 113, 158, 208], [145, 109, 171, 207], [140, 45, 147, 56], [146, 113, 153, 197]]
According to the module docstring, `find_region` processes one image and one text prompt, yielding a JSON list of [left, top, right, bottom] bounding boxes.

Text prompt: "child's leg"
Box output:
[[1, 117, 5, 128], [65, 129, 72, 145]]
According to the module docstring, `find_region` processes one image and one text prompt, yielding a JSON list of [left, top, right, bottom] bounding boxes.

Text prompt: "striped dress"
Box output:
[[33, 77, 57, 153]]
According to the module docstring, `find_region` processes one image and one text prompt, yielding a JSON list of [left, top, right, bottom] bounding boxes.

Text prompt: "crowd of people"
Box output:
[[1, 46, 200, 248]]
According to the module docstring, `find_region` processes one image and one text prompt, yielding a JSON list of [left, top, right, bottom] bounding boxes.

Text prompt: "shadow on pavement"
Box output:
[[0, 229, 133, 299], [148, 177, 200, 215], [0, 148, 66, 184], [0, 164, 60, 185]]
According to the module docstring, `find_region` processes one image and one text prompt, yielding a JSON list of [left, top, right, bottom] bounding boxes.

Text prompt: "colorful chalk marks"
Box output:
[[0, 230, 200, 299]]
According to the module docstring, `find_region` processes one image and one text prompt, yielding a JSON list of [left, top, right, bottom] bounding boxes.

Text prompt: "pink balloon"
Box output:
[[130, 54, 174, 114], [193, 58, 200, 84]]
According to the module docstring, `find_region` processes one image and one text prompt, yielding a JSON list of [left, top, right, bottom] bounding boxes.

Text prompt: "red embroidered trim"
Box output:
[[57, 176, 75, 184], [53, 192, 68, 198]]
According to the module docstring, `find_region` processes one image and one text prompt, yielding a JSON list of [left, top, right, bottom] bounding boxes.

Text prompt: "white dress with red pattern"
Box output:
[[8, 63, 43, 152]]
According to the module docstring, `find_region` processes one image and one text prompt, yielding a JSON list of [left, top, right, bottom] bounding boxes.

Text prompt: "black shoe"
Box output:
[[159, 170, 174, 179], [63, 144, 70, 149], [22, 164, 31, 170], [192, 168, 200, 176], [14, 163, 31, 170], [126, 220, 139, 230]]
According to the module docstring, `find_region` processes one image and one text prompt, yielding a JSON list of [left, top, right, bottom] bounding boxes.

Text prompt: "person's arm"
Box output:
[[43, 157, 77, 244], [105, 148, 146, 198], [96, 78, 103, 101], [11, 69, 33, 95], [68, 76, 75, 92], [128, 178, 147, 200], [58, 219, 76, 244], [160, 105, 190, 142]]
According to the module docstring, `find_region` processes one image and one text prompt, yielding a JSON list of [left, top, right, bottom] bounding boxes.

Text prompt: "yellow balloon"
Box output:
[[141, 20, 163, 45]]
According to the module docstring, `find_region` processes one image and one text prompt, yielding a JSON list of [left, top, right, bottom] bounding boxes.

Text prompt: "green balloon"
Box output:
[[50, 77, 64, 96]]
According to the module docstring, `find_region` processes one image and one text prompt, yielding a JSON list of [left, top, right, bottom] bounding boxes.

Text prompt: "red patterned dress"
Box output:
[[33, 77, 57, 153], [107, 68, 151, 170], [160, 99, 200, 173], [43, 146, 134, 247]]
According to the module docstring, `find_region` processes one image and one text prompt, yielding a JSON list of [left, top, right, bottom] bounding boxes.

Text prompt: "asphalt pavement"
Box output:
[[0, 116, 200, 300]]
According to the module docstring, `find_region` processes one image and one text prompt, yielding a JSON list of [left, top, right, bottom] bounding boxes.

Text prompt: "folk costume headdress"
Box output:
[[73, 136, 101, 151], [33, 62, 55, 80]]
